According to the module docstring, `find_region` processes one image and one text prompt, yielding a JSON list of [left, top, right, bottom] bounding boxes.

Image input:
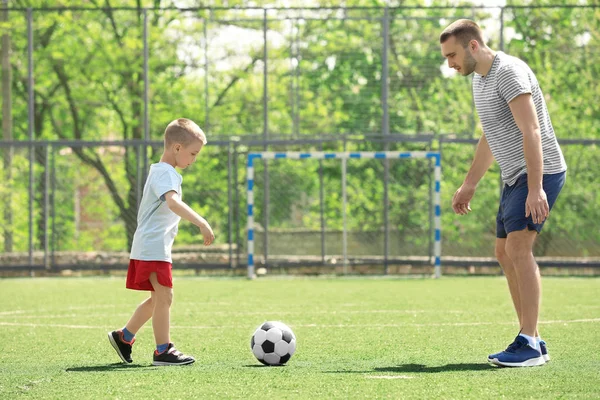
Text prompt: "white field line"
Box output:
[[366, 375, 414, 379], [0, 313, 133, 319], [0, 305, 120, 315], [0, 309, 468, 318], [3, 304, 598, 317], [0, 322, 107, 329], [0, 310, 28, 315], [0, 302, 234, 316], [0, 318, 598, 330]]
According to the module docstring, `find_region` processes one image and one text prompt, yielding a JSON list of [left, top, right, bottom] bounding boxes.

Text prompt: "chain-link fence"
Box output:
[[1, 5, 599, 274], [1, 137, 598, 274]]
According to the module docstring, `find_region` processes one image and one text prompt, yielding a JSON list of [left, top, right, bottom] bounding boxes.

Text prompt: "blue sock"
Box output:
[[157, 343, 169, 353], [122, 327, 135, 342]]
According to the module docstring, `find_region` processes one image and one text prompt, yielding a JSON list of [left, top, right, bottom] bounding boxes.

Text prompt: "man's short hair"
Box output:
[[164, 118, 207, 147], [439, 19, 485, 47]]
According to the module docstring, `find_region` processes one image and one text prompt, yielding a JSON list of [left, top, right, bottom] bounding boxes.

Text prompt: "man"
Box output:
[[440, 19, 567, 367]]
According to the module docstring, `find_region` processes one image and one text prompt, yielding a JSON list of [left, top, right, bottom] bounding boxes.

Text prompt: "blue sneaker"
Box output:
[[539, 340, 550, 362], [488, 336, 520, 363], [488, 335, 545, 367]]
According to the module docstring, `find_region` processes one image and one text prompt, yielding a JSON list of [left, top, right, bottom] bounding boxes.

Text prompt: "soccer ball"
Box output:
[[250, 321, 296, 366]]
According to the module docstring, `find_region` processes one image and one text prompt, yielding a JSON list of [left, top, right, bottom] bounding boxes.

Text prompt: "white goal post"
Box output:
[[246, 151, 442, 278]]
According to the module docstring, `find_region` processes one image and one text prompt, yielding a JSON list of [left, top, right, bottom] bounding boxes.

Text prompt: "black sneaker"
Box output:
[[152, 343, 195, 366], [108, 330, 134, 363]]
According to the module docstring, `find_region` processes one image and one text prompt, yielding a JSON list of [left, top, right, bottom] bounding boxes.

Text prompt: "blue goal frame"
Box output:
[[246, 151, 442, 278]]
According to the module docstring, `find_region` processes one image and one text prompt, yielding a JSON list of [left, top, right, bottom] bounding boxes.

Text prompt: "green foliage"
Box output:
[[0, 1, 598, 259]]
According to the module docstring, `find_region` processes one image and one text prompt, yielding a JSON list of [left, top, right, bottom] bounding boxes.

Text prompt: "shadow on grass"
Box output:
[[66, 363, 158, 372], [327, 363, 497, 374], [243, 364, 288, 368], [377, 363, 497, 373]]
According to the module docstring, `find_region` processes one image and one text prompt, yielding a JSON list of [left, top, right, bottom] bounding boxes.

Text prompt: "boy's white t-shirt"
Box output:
[[130, 162, 182, 262]]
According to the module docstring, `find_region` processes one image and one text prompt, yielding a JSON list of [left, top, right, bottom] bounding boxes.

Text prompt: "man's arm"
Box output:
[[508, 93, 549, 224], [464, 134, 495, 188], [452, 135, 495, 215], [164, 191, 215, 245]]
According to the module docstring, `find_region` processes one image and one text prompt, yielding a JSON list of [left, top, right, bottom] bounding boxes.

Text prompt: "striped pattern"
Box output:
[[473, 52, 567, 186], [246, 151, 442, 279]]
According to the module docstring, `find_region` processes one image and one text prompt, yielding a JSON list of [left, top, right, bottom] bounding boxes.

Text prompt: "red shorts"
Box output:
[[126, 259, 173, 291]]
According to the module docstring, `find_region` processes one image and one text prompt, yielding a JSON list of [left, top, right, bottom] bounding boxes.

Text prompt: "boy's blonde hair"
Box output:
[[164, 118, 207, 148]]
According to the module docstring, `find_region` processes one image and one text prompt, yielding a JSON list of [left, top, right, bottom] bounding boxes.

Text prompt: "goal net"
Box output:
[[246, 151, 441, 278]]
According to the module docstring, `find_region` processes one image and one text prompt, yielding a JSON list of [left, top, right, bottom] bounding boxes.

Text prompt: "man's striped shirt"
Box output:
[[472, 51, 566, 186]]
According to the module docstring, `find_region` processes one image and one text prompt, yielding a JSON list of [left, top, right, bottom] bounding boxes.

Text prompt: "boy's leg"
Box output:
[[124, 296, 154, 334], [148, 271, 195, 366], [148, 272, 172, 346], [108, 296, 153, 363]]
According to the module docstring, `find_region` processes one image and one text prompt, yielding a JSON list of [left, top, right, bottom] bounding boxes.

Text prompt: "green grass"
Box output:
[[0, 276, 599, 399]]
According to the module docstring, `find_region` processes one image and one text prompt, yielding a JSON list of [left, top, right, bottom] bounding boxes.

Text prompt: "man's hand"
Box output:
[[526, 189, 549, 224], [200, 222, 215, 246], [452, 184, 476, 215]]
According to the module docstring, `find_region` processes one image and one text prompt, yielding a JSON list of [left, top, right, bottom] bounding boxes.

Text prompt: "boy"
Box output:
[[108, 118, 215, 366]]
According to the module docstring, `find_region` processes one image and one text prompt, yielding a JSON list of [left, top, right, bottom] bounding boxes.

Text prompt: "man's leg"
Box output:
[[505, 229, 540, 338], [495, 238, 540, 337], [488, 228, 544, 366], [495, 238, 522, 327]]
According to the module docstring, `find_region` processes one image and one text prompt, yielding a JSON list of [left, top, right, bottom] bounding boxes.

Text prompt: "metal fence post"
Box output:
[[2, 0, 13, 253], [227, 140, 233, 268], [382, 6, 390, 274], [44, 144, 50, 270], [342, 144, 348, 274], [204, 18, 209, 130], [382, 7, 390, 137], [499, 6, 505, 52], [319, 141, 326, 265], [143, 8, 149, 184], [27, 8, 34, 269], [263, 9, 269, 267], [50, 144, 56, 267], [136, 144, 142, 207]]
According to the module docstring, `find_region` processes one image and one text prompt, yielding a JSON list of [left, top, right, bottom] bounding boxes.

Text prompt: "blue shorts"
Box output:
[[496, 171, 566, 238]]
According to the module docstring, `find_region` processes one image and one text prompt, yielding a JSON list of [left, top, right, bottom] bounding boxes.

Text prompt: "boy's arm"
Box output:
[[164, 190, 215, 246]]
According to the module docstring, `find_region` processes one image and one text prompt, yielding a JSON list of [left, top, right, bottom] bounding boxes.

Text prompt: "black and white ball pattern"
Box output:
[[251, 321, 296, 366]]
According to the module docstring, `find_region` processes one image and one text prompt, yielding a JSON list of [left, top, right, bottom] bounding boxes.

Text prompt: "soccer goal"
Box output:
[[246, 151, 442, 279]]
